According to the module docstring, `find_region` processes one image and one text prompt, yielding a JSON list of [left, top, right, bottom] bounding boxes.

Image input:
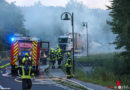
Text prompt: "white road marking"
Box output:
[[0, 85, 4, 89], [15, 76, 93, 90], [0, 85, 10, 90]]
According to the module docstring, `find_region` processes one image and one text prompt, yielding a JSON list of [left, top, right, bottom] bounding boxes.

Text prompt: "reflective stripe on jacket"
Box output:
[[21, 66, 32, 79], [65, 63, 72, 67], [57, 52, 63, 60], [49, 51, 56, 61], [22, 57, 29, 63], [65, 57, 72, 67]]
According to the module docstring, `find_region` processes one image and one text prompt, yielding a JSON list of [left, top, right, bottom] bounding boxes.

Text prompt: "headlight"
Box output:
[[29, 57, 31, 60]]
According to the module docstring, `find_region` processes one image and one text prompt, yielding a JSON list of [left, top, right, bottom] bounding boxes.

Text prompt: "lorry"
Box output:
[[58, 33, 84, 53], [10, 34, 49, 76]]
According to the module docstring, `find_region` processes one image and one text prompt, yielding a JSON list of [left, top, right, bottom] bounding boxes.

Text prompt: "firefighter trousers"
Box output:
[[22, 79, 32, 90], [51, 60, 55, 69], [57, 59, 62, 68], [66, 67, 71, 79]]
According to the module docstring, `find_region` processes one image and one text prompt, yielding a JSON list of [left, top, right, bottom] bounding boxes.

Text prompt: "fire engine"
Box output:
[[10, 34, 49, 76]]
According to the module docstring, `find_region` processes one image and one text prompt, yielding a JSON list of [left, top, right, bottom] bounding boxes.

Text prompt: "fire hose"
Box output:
[[0, 63, 10, 69]]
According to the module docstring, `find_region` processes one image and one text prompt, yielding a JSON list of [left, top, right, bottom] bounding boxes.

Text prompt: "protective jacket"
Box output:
[[57, 52, 63, 60], [22, 57, 29, 63], [22, 57, 32, 65], [49, 50, 55, 61], [65, 57, 72, 67], [20, 66, 34, 79]]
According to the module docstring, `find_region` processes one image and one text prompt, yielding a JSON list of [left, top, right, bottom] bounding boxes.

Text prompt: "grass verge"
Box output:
[[75, 53, 130, 87]]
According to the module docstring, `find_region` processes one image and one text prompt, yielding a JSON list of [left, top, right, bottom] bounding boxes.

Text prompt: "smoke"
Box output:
[[19, 0, 117, 54]]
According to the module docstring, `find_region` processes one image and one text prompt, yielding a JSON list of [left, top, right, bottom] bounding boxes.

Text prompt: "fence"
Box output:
[[0, 51, 10, 59]]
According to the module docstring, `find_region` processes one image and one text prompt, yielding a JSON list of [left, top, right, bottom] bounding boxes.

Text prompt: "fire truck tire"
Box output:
[[32, 66, 39, 75], [11, 65, 18, 76], [36, 66, 39, 75]]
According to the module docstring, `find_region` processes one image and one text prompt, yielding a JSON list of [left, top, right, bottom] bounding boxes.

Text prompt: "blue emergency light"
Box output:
[[11, 38, 15, 42]]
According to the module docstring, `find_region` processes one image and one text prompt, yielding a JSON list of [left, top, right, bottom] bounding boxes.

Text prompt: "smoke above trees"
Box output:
[[0, 0, 27, 50], [0, 0, 120, 53], [19, 0, 118, 54]]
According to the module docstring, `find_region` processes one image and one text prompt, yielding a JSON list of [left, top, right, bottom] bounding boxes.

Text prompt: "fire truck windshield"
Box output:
[[58, 38, 68, 43]]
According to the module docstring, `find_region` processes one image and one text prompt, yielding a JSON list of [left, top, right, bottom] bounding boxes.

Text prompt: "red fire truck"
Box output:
[[10, 35, 49, 76]]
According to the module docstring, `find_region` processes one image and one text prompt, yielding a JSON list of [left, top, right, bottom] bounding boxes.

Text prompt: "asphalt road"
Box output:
[[0, 60, 65, 90]]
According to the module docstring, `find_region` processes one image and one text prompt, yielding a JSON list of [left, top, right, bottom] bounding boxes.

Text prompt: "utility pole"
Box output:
[[82, 22, 88, 56], [61, 12, 75, 74], [71, 13, 75, 74]]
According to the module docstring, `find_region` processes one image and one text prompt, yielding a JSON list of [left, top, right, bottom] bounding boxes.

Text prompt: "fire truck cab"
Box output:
[[10, 35, 49, 76]]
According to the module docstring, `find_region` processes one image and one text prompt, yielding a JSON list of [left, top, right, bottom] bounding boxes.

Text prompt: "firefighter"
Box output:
[[55, 46, 59, 54], [57, 49, 63, 68], [55, 46, 62, 60], [22, 53, 32, 66], [18, 52, 23, 65], [55, 46, 62, 55], [65, 52, 72, 79], [49, 48, 56, 69], [19, 60, 34, 90], [55, 46, 59, 60], [56, 46, 62, 53]]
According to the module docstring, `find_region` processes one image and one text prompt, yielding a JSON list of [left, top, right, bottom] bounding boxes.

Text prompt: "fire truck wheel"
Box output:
[[11, 65, 18, 76]]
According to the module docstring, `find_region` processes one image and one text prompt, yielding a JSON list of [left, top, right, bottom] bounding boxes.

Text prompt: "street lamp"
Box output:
[[82, 22, 88, 56], [61, 12, 75, 74]]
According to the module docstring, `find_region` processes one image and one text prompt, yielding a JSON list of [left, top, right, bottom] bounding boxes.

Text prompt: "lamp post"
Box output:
[[82, 22, 88, 56], [61, 12, 75, 74]]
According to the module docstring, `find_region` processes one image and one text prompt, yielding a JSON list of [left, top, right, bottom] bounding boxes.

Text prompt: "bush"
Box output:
[[75, 53, 130, 86]]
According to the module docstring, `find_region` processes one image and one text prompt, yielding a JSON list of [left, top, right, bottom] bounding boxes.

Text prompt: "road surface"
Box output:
[[0, 60, 66, 90]]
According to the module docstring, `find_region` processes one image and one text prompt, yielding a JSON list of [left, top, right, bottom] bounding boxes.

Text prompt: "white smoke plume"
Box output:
[[19, 0, 118, 54]]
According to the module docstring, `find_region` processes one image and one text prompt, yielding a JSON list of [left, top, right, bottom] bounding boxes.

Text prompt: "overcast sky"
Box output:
[[6, 0, 111, 9]]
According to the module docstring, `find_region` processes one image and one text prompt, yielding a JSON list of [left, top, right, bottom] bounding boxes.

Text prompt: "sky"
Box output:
[[6, 0, 111, 9]]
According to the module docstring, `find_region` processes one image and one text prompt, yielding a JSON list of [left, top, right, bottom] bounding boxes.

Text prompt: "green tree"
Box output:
[[0, 0, 28, 50], [108, 0, 130, 74]]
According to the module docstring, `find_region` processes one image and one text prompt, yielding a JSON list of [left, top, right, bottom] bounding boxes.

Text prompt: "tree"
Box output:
[[108, 0, 130, 74], [0, 0, 28, 50]]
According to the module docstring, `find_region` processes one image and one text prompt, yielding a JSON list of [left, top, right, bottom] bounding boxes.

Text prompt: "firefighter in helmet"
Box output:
[[19, 60, 34, 90], [55, 46, 59, 60], [56, 46, 62, 53], [55, 46, 59, 55], [22, 53, 32, 66], [57, 48, 63, 68], [49, 48, 56, 69], [65, 52, 72, 79]]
